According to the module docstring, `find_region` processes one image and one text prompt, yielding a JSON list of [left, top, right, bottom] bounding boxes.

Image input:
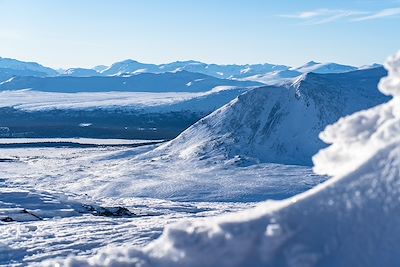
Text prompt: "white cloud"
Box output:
[[281, 9, 365, 24], [282, 7, 400, 24], [353, 7, 400, 21]]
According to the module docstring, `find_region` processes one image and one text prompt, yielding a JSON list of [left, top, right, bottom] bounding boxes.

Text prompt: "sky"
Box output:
[[0, 0, 399, 69]]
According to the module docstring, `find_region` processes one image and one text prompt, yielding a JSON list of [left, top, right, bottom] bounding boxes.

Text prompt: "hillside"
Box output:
[[153, 67, 389, 165]]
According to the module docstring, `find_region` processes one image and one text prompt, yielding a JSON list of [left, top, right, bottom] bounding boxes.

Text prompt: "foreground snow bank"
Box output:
[[54, 52, 400, 267]]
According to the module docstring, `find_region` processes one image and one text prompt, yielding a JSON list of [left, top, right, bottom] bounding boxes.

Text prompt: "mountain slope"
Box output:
[[56, 52, 400, 267], [101, 59, 160, 76], [291, 60, 358, 74], [153, 67, 389, 165], [243, 69, 302, 85], [0, 70, 261, 93], [0, 57, 57, 76]]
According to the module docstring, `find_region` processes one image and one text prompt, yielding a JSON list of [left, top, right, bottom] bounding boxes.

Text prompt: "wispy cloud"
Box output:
[[353, 7, 400, 21], [282, 7, 400, 24], [281, 9, 366, 25]]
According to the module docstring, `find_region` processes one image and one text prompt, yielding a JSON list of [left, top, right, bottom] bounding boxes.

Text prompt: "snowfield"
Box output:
[[0, 145, 323, 266], [0, 87, 247, 113], [44, 52, 400, 267]]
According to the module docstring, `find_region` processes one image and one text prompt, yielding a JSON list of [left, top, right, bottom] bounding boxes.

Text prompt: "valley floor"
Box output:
[[0, 141, 325, 266]]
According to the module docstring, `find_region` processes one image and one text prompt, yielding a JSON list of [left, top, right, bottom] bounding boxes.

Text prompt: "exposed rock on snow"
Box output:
[[54, 52, 400, 267], [153, 67, 388, 166]]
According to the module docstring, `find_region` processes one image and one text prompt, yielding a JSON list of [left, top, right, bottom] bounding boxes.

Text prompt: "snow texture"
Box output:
[[0, 145, 321, 266], [54, 51, 400, 267]]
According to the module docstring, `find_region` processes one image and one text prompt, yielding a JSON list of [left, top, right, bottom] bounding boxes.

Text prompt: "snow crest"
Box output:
[[50, 52, 400, 267]]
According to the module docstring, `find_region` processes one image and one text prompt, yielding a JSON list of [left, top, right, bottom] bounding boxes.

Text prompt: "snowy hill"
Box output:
[[291, 60, 358, 74], [243, 69, 302, 85], [101, 59, 161, 76], [244, 62, 364, 85], [290, 61, 357, 73], [56, 52, 400, 267], [0, 68, 53, 84], [153, 67, 389, 166], [0, 57, 58, 82], [92, 65, 108, 72], [61, 68, 101, 77], [0, 56, 57, 77], [0, 70, 261, 93], [358, 63, 383, 70]]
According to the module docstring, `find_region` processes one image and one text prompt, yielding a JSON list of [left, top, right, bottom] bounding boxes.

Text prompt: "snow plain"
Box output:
[[0, 144, 323, 266], [0, 87, 244, 112]]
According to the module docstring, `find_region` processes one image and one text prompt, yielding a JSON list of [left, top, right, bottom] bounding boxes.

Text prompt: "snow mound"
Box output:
[[53, 52, 400, 267], [152, 67, 388, 166]]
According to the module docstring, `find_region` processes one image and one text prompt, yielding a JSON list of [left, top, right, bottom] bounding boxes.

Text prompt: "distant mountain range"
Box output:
[[0, 56, 383, 85]]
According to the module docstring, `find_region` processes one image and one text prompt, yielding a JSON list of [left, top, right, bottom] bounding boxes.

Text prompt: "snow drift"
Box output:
[[54, 52, 400, 267], [153, 67, 388, 166]]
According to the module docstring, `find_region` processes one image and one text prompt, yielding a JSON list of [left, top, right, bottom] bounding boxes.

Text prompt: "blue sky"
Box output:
[[0, 0, 399, 68]]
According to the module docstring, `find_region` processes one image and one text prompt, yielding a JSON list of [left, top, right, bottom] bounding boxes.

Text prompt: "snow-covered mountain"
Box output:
[[291, 60, 358, 74], [101, 59, 161, 76], [92, 65, 108, 72], [358, 63, 383, 70], [61, 68, 101, 77], [243, 69, 302, 85], [0, 68, 52, 84], [0, 57, 58, 82], [0, 57, 57, 76], [153, 67, 389, 166], [0, 56, 382, 85], [56, 52, 400, 267], [98, 59, 290, 79], [0, 70, 261, 93], [159, 61, 290, 79]]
